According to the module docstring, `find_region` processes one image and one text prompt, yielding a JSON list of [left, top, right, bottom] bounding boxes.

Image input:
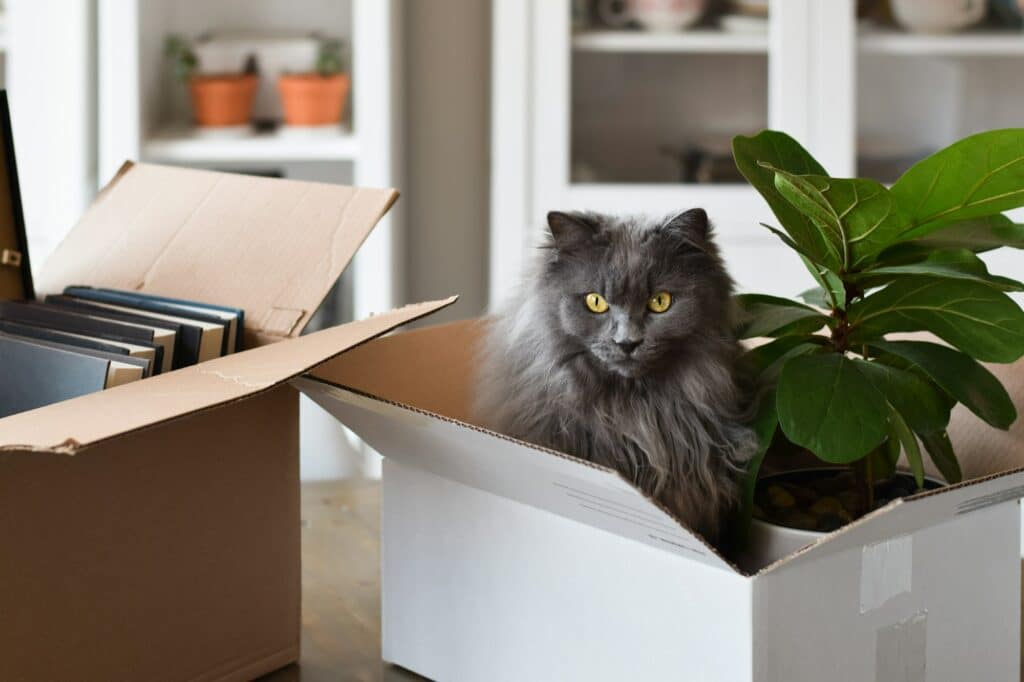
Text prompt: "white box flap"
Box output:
[[293, 378, 739, 573]]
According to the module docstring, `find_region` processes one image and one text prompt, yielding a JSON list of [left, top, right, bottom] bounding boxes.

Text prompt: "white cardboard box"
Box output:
[[295, 319, 1024, 682]]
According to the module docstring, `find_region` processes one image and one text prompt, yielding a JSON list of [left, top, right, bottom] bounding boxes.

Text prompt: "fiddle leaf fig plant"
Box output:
[[732, 129, 1024, 526]]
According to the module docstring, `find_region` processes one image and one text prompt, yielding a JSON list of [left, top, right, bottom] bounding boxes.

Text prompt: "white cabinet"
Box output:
[[91, 0, 404, 479], [490, 0, 1024, 305], [97, 0, 404, 322]]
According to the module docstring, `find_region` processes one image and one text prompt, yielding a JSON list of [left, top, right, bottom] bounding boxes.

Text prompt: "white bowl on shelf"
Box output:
[[628, 0, 707, 32], [890, 0, 985, 33]]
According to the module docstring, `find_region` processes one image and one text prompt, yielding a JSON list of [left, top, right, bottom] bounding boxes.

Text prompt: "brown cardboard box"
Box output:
[[0, 158, 453, 680]]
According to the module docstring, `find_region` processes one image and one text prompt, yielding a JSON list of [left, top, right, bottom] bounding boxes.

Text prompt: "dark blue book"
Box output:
[[44, 297, 201, 370], [0, 319, 155, 377], [0, 300, 173, 373], [62, 287, 235, 356], [65, 286, 244, 353], [0, 332, 146, 418], [47, 294, 223, 366]]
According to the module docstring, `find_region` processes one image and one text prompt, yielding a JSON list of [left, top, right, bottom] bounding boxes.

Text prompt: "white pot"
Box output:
[[740, 517, 824, 572], [890, 0, 985, 33]]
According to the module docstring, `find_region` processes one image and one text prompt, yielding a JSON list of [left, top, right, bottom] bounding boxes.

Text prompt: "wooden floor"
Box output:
[[261, 479, 1024, 682], [258, 480, 422, 682]]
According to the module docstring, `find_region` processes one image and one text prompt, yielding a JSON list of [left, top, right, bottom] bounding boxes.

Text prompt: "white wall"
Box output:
[[7, 0, 97, 270], [401, 0, 491, 323]]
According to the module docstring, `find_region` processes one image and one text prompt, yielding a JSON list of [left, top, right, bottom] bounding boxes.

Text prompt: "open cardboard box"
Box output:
[[0, 145, 454, 678], [295, 320, 1024, 682]]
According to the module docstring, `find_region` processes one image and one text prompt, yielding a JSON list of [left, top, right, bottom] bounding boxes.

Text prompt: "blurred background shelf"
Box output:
[[860, 28, 1024, 56], [143, 126, 360, 164], [572, 29, 768, 54], [493, 0, 1024, 304]]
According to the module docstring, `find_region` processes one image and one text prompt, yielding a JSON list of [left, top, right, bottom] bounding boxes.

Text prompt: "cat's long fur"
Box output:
[[476, 209, 755, 543]]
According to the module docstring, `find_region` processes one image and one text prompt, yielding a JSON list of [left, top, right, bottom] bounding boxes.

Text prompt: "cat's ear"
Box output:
[[663, 208, 710, 245], [547, 211, 599, 252]]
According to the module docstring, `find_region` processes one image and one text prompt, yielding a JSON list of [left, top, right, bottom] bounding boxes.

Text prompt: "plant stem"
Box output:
[[865, 454, 875, 512], [852, 457, 875, 517]]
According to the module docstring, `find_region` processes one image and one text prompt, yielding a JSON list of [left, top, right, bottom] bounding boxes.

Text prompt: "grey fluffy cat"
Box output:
[[476, 209, 755, 543]]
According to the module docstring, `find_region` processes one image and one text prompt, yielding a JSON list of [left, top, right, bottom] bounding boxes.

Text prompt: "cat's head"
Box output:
[[540, 209, 734, 379]]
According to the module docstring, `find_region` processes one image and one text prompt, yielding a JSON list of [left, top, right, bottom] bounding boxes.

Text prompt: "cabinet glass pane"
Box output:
[[856, 3, 1024, 183], [570, 1, 769, 185]]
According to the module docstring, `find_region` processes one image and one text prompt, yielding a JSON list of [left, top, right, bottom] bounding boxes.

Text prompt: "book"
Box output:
[[64, 286, 244, 353], [0, 319, 156, 377], [0, 300, 174, 373], [47, 295, 224, 366], [0, 332, 145, 418]]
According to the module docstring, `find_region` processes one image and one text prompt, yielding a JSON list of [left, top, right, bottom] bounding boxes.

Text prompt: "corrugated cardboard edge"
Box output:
[[295, 375, 749, 576], [0, 297, 457, 455]]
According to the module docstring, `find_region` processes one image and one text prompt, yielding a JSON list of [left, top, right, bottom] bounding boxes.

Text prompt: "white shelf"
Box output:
[[572, 29, 768, 54], [565, 182, 770, 241], [860, 28, 1024, 57], [142, 126, 360, 164]]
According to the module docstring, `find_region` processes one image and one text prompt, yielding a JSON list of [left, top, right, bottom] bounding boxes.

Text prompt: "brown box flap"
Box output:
[[0, 297, 456, 454], [0, 92, 32, 303], [35, 162, 397, 342]]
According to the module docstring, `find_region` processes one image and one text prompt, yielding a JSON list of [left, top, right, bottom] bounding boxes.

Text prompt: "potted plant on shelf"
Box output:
[[165, 35, 259, 130], [731, 129, 1024, 568], [277, 38, 350, 128]]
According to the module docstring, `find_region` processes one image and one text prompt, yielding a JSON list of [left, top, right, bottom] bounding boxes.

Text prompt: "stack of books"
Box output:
[[0, 286, 243, 418]]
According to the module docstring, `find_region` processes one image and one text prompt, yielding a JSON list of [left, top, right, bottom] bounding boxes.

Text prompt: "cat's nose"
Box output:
[[616, 339, 642, 355]]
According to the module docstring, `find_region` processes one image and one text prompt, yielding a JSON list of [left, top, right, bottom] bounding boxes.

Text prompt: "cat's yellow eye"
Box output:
[[648, 291, 672, 313], [585, 293, 609, 313]]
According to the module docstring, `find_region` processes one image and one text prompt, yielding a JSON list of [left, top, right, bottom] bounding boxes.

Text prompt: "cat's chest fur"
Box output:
[[536, 350, 730, 479], [490, 342, 745, 540]]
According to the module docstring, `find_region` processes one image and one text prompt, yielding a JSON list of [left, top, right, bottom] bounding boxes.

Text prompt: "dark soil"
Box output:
[[753, 468, 943, 533]]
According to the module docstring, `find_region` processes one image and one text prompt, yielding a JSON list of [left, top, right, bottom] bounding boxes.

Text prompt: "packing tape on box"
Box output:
[[875, 611, 927, 682], [860, 534, 913, 614]]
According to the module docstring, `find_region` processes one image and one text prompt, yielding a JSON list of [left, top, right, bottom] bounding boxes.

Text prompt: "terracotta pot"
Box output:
[[277, 73, 350, 126], [188, 74, 258, 127]]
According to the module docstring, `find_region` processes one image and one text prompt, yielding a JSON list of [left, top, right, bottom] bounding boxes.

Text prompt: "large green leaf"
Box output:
[[771, 169, 910, 271], [776, 353, 890, 463], [888, 404, 925, 488], [735, 294, 832, 339], [919, 431, 963, 484], [848, 277, 1024, 363], [853, 248, 1024, 291], [739, 335, 823, 383], [891, 129, 1024, 234], [866, 340, 1017, 429], [732, 132, 834, 267], [852, 358, 952, 434], [899, 214, 1024, 251]]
